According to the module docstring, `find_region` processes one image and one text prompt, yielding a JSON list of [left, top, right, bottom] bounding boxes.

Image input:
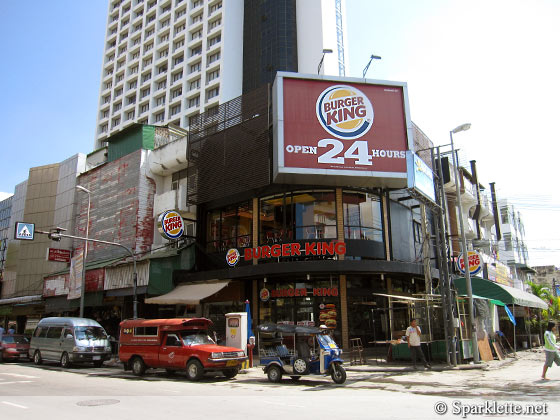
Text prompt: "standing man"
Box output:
[[406, 318, 430, 369], [542, 321, 560, 380]]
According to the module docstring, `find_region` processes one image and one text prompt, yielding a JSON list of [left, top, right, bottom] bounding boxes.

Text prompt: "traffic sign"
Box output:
[[14, 222, 35, 240]]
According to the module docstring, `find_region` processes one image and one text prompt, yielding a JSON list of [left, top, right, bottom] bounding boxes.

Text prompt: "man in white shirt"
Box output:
[[406, 318, 430, 369]]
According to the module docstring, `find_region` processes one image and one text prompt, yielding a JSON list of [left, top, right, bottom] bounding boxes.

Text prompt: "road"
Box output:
[[0, 350, 558, 420]]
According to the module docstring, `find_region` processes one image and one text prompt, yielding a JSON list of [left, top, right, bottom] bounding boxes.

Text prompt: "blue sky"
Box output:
[[1, 0, 559, 265]]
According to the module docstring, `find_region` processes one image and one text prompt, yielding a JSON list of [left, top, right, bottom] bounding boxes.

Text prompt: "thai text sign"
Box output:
[[47, 247, 71, 263]]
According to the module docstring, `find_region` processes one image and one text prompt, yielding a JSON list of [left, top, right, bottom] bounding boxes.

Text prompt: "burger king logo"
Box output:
[[259, 288, 270, 302], [159, 210, 184, 240], [226, 248, 240, 267], [316, 85, 374, 140]]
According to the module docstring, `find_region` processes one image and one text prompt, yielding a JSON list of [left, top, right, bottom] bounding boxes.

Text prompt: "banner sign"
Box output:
[[67, 251, 83, 300], [273, 72, 413, 188]]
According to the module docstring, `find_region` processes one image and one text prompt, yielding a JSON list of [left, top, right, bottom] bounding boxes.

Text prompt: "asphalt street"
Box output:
[[1, 350, 559, 420]]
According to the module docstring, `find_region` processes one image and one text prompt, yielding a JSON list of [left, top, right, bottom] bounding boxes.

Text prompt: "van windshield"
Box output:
[[74, 326, 107, 340], [181, 332, 215, 346]]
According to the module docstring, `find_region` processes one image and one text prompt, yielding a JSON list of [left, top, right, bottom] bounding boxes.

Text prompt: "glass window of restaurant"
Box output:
[[342, 191, 383, 241], [206, 201, 252, 252], [257, 275, 341, 343], [259, 190, 336, 244]]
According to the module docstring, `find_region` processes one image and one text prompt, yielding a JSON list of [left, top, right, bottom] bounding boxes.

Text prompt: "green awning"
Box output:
[[454, 277, 547, 309]]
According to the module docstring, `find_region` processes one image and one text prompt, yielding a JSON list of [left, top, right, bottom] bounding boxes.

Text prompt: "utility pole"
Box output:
[[432, 147, 457, 366]]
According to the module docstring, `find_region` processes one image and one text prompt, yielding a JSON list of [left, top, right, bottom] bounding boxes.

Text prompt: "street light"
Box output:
[[362, 54, 382, 78], [449, 123, 480, 364], [317, 48, 333, 75], [75, 185, 90, 318]]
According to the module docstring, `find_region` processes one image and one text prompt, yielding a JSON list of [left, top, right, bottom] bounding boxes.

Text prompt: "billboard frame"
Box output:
[[273, 72, 414, 188]]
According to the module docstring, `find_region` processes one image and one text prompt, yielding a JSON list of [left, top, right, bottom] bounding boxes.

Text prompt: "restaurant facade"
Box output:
[[162, 73, 442, 350]]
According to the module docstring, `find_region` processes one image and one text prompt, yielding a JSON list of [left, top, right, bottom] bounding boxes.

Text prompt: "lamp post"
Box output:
[[75, 185, 90, 318], [362, 54, 382, 78], [317, 48, 333, 75], [449, 123, 480, 363]]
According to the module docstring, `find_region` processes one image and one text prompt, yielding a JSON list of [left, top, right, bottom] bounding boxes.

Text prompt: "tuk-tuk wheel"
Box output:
[[293, 358, 309, 375], [331, 363, 346, 384], [267, 365, 282, 383]]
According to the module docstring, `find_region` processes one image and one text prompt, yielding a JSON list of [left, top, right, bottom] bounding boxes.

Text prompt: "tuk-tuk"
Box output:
[[257, 323, 346, 384]]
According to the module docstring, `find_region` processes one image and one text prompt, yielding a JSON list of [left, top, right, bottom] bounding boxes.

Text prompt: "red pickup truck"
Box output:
[[119, 318, 246, 381]]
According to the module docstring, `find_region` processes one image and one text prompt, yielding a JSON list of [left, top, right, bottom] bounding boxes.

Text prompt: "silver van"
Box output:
[[29, 317, 112, 368]]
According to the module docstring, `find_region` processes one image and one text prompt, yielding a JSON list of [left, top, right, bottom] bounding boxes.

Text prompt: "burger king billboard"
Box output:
[[273, 72, 413, 187]]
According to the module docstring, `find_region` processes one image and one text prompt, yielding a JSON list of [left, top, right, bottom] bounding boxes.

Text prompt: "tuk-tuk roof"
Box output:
[[120, 318, 213, 331], [256, 323, 321, 335]]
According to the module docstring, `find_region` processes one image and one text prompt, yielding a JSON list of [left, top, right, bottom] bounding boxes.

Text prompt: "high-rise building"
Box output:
[[94, 0, 347, 149]]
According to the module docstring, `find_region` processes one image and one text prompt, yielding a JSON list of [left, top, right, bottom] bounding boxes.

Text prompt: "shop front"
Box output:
[[257, 275, 341, 343]]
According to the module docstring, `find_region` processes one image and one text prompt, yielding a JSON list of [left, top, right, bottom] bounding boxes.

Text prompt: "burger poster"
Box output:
[[274, 73, 412, 188], [319, 303, 337, 329]]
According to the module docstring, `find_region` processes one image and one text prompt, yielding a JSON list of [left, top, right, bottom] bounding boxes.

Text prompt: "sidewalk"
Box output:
[[342, 346, 494, 373]]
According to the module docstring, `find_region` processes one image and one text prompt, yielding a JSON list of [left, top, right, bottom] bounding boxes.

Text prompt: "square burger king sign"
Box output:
[[273, 72, 413, 188]]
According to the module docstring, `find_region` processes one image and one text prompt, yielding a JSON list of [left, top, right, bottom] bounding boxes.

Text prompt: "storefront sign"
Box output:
[[269, 287, 339, 298], [273, 72, 412, 188], [456, 251, 482, 276], [47, 247, 71, 263], [244, 241, 346, 261], [157, 210, 185, 240]]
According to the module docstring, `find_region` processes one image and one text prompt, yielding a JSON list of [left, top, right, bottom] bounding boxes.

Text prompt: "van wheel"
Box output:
[[223, 368, 239, 379], [60, 352, 71, 368], [131, 357, 146, 376], [33, 350, 42, 365], [186, 359, 204, 381]]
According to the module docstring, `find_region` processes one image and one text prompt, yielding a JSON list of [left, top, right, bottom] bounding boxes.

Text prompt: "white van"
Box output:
[[29, 317, 112, 368]]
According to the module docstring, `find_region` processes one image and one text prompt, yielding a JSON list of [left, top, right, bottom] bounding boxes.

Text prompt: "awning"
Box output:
[[0, 295, 43, 306], [453, 277, 548, 309], [144, 280, 230, 305]]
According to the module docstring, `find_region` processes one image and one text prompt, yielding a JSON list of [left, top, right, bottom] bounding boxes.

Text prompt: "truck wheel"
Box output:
[[60, 352, 71, 369], [331, 363, 346, 384], [131, 357, 146, 376], [186, 359, 204, 381], [33, 350, 42, 365], [223, 368, 239, 379], [267, 365, 282, 383]]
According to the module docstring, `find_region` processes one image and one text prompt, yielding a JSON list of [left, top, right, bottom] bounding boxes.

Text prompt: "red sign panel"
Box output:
[[47, 247, 71, 263], [274, 73, 411, 188]]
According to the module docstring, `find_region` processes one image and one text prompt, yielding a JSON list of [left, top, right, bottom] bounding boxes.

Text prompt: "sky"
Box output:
[[0, 0, 559, 266]]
